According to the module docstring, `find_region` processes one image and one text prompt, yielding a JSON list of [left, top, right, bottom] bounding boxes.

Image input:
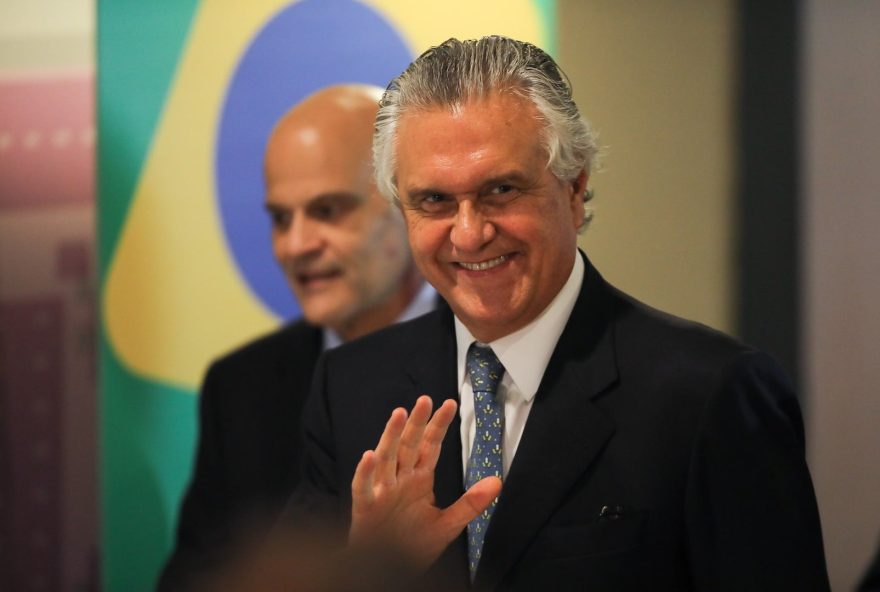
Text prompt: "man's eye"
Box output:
[[268, 210, 291, 230], [311, 203, 340, 221], [484, 184, 521, 205], [307, 195, 359, 222], [410, 193, 454, 215]]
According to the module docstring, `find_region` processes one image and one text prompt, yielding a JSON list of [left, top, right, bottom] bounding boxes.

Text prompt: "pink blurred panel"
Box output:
[[0, 299, 64, 592], [56, 239, 92, 281], [0, 75, 95, 208]]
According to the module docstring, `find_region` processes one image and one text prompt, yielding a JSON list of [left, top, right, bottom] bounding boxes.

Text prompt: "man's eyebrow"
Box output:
[[403, 171, 532, 198], [404, 186, 446, 200], [264, 201, 285, 212], [307, 191, 365, 204], [265, 191, 366, 209], [480, 171, 531, 187]]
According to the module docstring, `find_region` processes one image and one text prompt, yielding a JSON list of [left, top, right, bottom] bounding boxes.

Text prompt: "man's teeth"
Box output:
[[459, 255, 507, 271]]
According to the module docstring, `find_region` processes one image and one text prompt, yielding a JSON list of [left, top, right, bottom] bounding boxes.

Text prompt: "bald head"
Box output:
[[265, 85, 383, 187], [264, 85, 419, 342]]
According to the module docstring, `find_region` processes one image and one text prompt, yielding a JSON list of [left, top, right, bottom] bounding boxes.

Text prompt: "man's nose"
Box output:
[[279, 215, 321, 258], [449, 200, 495, 252]]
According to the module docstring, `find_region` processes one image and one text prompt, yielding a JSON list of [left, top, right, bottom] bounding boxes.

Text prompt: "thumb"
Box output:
[[443, 476, 503, 530]]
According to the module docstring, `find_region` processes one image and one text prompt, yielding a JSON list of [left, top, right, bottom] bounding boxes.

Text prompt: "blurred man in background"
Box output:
[[159, 84, 435, 590]]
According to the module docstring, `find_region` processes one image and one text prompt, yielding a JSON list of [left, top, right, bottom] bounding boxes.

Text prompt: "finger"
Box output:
[[373, 407, 408, 485], [397, 395, 433, 473], [442, 476, 503, 532], [351, 449, 376, 511], [416, 399, 458, 471]]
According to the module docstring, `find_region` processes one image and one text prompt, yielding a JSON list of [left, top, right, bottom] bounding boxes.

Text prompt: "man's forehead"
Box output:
[[396, 96, 543, 154], [396, 98, 536, 160], [265, 143, 377, 206], [270, 121, 368, 163]]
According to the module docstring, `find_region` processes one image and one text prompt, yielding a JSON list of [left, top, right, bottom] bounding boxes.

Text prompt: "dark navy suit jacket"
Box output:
[[298, 255, 830, 591], [159, 320, 322, 590]]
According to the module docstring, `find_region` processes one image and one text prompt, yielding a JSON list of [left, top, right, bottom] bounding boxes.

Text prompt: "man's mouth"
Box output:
[[457, 255, 508, 271], [295, 269, 342, 287]]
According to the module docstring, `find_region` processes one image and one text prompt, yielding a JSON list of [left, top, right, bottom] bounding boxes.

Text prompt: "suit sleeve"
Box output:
[[858, 536, 880, 592], [684, 351, 830, 591], [156, 362, 231, 591]]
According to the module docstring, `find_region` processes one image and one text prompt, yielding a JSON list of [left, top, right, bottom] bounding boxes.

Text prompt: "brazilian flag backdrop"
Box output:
[[98, 1, 555, 589]]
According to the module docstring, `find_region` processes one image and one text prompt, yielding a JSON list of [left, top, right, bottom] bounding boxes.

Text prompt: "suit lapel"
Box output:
[[403, 307, 471, 585], [403, 306, 464, 509], [274, 321, 323, 430], [476, 256, 620, 590], [278, 322, 323, 392]]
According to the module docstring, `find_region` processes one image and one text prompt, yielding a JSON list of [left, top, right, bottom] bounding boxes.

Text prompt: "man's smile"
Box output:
[[294, 268, 343, 288], [456, 254, 509, 272]]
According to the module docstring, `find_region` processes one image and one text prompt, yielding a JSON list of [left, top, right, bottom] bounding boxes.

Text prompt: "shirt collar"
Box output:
[[455, 250, 584, 402], [323, 280, 437, 350]]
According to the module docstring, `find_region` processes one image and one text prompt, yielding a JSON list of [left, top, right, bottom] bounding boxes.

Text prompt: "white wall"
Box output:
[[803, 2, 880, 590], [0, 0, 92, 72], [559, 0, 735, 334]]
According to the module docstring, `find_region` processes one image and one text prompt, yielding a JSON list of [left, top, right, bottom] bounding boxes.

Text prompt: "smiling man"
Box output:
[[296, 38, 830, 591], [392, 90, 585, 343], [159, 84, 434, 590]]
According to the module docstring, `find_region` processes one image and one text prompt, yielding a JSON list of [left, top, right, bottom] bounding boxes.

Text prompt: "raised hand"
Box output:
[[349, 395, 502, 570]]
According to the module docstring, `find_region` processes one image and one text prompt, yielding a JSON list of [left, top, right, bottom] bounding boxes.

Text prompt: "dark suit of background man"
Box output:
[[296, 37, 831, 591], [158, 84, 436, 590]]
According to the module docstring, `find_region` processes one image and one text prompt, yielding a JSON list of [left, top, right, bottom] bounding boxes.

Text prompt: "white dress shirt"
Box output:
[[455, 251, 584, 479]]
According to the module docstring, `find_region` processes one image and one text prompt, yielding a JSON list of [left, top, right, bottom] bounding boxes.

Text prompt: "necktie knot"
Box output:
[[466, 343, 505, 397]]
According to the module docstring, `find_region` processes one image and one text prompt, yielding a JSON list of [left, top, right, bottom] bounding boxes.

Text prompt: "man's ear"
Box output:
[[569, 169, 589, 222], [572, 169, 589, 200]]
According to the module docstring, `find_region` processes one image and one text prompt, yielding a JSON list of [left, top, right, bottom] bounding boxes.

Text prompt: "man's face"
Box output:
[[265, 122, 411, 339], [395, 93, 586, 343]]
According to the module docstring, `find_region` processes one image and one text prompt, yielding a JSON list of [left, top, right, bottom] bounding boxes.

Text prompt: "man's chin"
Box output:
[[449, 298, 529, 342], [298, 303, 351, 330]]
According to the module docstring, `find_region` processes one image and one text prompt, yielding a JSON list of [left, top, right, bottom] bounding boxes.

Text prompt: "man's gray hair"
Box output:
[[373, 35, 598, 222]]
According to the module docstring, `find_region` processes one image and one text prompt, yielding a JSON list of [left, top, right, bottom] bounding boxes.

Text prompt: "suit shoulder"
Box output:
[[606, 287, 798, 431], [606, 287, 787, 394], [613, 287, 751, 362], [197, 319, 322, 417], [323, 308, 448, 366], [208, 319, 322, 375]]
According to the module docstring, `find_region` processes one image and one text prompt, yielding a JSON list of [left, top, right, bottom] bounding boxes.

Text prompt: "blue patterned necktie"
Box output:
[[465, 342, 505, 581]]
